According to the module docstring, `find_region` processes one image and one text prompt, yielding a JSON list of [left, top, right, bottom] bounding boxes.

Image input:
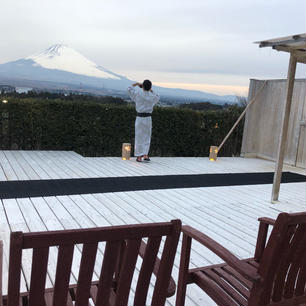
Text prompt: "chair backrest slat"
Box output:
[[249, 212, 306, 306], [152, 220, 181, 306], [96, 240, 121, 306], [28, 247, 49, 306], [7, 220, 181, 306], [283, 224, 306, 298], [7, 232, 23, 306], [271, 224, 298, 301], [114, 241, 126, 285], [75, 242, 98, 306], [52, 245, 74, 306], [295, 251, 306, 296], [134, 237, 162, 305], [115, 239, 142, 306]]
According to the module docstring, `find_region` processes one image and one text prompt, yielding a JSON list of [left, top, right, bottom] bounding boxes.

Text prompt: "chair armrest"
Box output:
[[182, 226, 260, 282], [254, 217, 275, 261], [258, 217, 275, 226], [139, 241, 176, 297]]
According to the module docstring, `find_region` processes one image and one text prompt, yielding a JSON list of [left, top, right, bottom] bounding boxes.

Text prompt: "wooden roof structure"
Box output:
[[256, 33, 306, 63], [255, 33, 306, 202]]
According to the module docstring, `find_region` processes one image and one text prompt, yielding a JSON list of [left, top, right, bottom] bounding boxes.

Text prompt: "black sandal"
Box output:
[[136, 156, 142, 162]]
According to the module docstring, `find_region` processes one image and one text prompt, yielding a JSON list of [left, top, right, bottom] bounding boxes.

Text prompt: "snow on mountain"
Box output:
[[27, 44, 120, 80]]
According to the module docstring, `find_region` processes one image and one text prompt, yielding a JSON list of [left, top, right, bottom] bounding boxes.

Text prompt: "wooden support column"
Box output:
[[272, 54, 297, 202]]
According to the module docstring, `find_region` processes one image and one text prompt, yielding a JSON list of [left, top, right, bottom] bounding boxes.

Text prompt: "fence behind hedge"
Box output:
[[0, 99, 244, 157]]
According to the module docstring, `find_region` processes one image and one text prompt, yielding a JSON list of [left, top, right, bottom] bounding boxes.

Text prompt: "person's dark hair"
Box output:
[[142, 79, 152, 91]]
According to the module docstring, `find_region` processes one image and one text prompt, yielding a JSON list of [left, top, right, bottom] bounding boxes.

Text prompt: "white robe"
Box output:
[[127, 86, 160, 156]]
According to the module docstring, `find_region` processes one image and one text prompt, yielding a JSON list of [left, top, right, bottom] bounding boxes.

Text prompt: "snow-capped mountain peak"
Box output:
[[33, 44, 68, 58], [26, 44, 120, 80]]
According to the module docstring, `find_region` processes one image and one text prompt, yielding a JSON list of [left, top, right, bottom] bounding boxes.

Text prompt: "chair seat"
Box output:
[[4, 284, 114, 306], [3, 290, 74, 306], [44, 290, 74, 306], [189, 258, 259, 306]]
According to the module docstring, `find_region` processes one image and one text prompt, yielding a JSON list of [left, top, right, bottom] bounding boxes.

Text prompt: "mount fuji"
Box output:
[[0, 44, 236, 103]]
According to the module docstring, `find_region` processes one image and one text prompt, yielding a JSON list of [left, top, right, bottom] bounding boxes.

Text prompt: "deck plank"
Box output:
[[0, 151, 18, 181], [16, 198, 61, 287], [35, 151, 75, 179], [2, 151, 29, 180], [0, 200, 28, 294], [33, 196, 87, 285], [0, 151, 305, 181], [0, 151, 304, 306], [48, 151, 94, 178], [43, 151, 82, 178], [26, 151, 62, 179], [2, 198, 53, 291], [19, 150, 51, 180], [11, 151, 41, 180]]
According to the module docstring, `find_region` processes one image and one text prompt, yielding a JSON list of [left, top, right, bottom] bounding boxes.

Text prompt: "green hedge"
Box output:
[[0, 99, 244, 157]]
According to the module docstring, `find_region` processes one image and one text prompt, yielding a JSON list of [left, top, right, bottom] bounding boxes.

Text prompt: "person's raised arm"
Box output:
[[132, 82, 142, 87], [127, 82, 141, 100], [150, 89, 160, 104]]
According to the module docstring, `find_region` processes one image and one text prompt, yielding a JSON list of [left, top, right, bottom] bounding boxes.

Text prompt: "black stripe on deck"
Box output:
[[0, 172, 304, 199]]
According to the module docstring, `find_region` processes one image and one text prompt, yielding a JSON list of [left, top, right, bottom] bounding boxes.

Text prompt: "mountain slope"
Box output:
[[27, 44, 120, 80], [0, 44, 237, 103]]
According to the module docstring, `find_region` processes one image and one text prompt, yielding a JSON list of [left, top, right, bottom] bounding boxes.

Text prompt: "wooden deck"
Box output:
[[0, 151, 305, 305]]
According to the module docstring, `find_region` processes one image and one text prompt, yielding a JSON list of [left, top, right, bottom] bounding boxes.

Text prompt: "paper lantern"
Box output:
[[122, 143, 131, 160], [209, 146, 218, 161]]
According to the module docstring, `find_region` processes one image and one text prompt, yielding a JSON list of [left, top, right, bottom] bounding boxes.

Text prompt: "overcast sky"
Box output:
[[1, 0, 305, 95]]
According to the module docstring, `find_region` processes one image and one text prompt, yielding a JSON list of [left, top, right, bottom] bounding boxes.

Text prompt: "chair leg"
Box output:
[[0, 240, 3, 306], [176, 234, 192, 306]]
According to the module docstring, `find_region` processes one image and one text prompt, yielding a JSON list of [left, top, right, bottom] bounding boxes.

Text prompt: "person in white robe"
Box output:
[[127, 80, 160, 162]]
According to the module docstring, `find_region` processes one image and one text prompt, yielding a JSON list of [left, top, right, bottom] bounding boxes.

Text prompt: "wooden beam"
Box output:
[[295, 54, 306, 64], [258, 35, 306, 48], [218, 81, 267, 152], [272, 54, 297, 202], [273, 46, 306, 60]]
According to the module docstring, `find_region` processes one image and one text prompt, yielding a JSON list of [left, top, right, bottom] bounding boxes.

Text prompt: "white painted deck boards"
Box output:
[[0, 150, 305, 181], [0, 151, 305, 305]]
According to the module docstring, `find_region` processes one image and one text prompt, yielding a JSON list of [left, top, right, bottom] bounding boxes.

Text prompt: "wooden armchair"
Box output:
[[176, 212, 306, 306], [2, 219, 181, 306]]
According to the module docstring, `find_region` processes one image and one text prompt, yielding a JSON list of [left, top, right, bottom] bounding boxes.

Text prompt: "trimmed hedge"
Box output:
[[0, 99, 244, 157]]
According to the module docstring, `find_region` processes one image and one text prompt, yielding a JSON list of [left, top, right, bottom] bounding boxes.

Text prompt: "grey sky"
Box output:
[[0, 0, 305, 95]]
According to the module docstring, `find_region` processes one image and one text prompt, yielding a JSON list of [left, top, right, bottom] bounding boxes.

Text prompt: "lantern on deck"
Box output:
[[209, 146, 218, 161], [122, 143, 131, 160]]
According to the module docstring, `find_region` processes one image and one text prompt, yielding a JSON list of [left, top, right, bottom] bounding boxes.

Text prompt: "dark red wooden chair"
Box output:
[[2, 219, 181, 306], [176, 212, 306, 306]]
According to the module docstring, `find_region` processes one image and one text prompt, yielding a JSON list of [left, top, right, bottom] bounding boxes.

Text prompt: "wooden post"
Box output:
[[218, 80, 267, 152], [271, 54, 297, 202]]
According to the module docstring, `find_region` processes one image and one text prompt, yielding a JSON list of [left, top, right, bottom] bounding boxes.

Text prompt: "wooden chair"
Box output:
[[176, 212, 306, 306], [2, 219, 181, 306]]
